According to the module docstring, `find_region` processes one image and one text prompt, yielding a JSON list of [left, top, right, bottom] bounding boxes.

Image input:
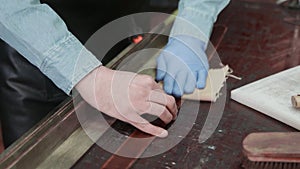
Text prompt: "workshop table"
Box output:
[[73, 1, 299, 169]]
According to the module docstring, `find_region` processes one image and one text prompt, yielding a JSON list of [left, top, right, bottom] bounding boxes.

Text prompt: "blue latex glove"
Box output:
[[156, 35, 209, 97]]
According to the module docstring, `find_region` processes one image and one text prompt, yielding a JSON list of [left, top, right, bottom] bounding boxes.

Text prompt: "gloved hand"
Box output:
[[156, 35, 209, 97]]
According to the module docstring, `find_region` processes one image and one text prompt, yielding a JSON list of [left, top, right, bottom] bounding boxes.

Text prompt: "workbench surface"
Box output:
[[72, 1, 299, 169]]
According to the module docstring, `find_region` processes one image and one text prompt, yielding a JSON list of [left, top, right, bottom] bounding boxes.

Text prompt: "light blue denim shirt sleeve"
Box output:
[[0, 0, 101, 94], [171, 0, 230, 46]]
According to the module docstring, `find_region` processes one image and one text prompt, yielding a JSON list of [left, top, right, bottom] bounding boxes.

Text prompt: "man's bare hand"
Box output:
[[75, 66, 178, 137]]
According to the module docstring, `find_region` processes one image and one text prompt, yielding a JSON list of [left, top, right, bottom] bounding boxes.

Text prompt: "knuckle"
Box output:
[[167, 95, 176, 104], [164, 111, 173, 123], [138, 88, 148, 98], [142, 75, 155, 85]]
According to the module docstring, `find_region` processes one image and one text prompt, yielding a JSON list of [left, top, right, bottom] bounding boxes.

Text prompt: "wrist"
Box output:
[[169, 35, 206, 51], [75, 66, 108, 96]]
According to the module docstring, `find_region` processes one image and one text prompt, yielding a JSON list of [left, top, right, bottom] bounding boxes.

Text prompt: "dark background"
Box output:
[[41, 0, 178, 64]]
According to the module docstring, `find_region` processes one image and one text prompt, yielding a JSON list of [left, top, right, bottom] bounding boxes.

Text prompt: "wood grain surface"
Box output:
[[73, 1, 299, 169]]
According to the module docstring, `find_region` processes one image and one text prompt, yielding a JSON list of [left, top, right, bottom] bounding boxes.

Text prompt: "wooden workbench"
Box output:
[[73, 1, 299, 168]]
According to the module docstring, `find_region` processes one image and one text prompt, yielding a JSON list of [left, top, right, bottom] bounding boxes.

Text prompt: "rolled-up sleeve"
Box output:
[[0, 0, 101, 94], [171, 0, 230, 46]]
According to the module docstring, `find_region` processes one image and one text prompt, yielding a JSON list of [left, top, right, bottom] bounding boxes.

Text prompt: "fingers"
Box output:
[[129, 117, 169, 138], [161, 70, 196, 97], [172, 71, 187, 97], [148, 89, 178, 120], [145, 102, 173, 124], [196, 69, 208, 89], [128, 115, 169, 138], [133, 74, 178, 120], [127, 92, 175, 137], [156, 55, 167, 81], [184, 72, 196, 94], [164, 95, 178, 119], [163, 73, 175, 95], [126, 74, 177, 137]]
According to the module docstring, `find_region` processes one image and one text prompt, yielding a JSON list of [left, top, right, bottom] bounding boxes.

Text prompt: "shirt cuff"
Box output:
[[170, 7, 215, 47], [41, 33, 102, 94]]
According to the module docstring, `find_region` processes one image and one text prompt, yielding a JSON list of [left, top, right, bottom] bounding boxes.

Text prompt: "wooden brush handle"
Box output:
[[243, 132, 300, 162], [292, 95, 300, 108]]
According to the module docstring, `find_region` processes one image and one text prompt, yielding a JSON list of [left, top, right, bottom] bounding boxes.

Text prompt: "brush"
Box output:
[[241, 132, 300, 169]]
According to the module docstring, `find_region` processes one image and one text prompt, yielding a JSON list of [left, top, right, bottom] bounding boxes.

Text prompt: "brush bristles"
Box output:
[[242, 159, 300, 169]]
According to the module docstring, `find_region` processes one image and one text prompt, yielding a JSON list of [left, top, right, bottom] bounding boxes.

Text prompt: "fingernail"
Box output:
[[157, 130, 168, 138]]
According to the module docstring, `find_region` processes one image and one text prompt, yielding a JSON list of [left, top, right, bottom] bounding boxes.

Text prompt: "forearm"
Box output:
[[0, 0, 101, 94], [171, 0, 230, 46]]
